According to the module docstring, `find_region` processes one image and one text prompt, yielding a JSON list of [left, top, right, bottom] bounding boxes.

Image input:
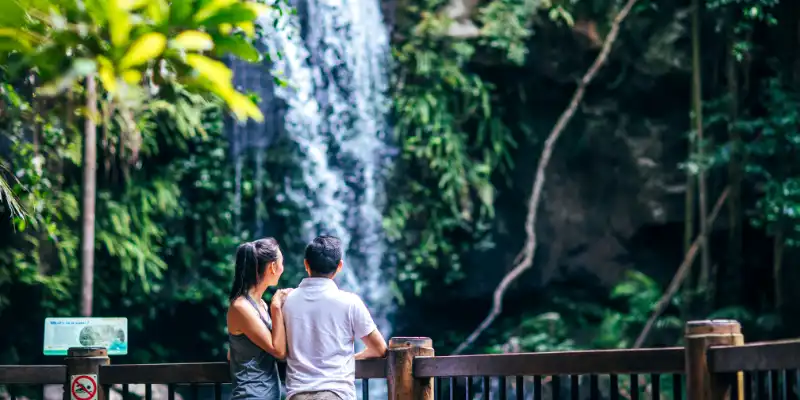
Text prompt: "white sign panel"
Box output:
[[44, 317, 128, 356]]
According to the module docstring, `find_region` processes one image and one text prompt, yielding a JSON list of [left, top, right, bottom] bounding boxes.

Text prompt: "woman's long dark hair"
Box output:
[[228, 238, 280, 302]]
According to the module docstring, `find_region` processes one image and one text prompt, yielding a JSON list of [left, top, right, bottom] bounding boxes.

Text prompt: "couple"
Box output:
[[226, 235, 387, 400]]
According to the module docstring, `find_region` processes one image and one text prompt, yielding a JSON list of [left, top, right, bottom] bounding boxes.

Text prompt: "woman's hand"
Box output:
[[270, 288, 294, 311]]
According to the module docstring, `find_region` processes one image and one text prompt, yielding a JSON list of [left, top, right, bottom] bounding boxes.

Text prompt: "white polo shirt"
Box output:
[[283, 277, 377, 400]]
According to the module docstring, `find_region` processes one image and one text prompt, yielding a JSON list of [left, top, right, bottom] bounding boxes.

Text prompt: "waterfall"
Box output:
[[230, 0, 394, 393]]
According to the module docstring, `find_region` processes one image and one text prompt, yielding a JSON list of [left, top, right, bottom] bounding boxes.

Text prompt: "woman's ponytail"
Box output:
[[228, 238, 280, 302], [228, 242, 256, 302]]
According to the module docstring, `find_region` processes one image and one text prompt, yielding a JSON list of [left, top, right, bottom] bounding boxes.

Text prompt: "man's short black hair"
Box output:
[[305, 235, 343, 276]]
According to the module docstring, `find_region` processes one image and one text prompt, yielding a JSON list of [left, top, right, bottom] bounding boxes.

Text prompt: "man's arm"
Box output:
[[356, 329, 387, 360], [351, 296, 387, 360]]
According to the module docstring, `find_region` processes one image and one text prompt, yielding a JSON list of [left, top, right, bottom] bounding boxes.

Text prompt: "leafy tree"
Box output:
[[0, 0, 268, 316], [739, 78, 800, 309]]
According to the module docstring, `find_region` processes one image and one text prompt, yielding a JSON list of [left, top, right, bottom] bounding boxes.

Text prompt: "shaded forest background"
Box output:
[[2, 0, 800, 366]]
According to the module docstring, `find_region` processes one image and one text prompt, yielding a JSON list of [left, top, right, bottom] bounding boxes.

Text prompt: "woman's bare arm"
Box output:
[[229, 300, 286, 359], [267, 289, 292, 359]]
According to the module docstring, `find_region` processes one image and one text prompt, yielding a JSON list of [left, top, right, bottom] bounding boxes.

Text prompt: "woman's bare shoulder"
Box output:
[[228, 298, 254, 317]]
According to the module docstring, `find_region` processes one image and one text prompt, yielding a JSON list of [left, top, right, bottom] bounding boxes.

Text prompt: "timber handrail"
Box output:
[[0, 360, 387, 386], [0, 365, 66, 384], [709, 338, 800, 373], [7, 326, 800, 400], [98, 358, 388, 384], [413, 347, 685, 377], [99, 363, 230, 384]]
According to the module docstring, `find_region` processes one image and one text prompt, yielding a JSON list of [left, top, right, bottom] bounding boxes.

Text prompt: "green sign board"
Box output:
[[44, 318, 128, 356]]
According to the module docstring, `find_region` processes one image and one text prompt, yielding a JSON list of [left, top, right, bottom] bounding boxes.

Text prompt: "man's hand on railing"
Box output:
[[356, 329, 388, 360]]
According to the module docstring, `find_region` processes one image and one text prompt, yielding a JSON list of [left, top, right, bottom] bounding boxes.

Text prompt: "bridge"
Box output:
[[1, 320, 798, 399]]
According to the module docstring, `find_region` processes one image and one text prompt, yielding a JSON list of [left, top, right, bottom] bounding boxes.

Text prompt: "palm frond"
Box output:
[[0, 163, 24, 218]]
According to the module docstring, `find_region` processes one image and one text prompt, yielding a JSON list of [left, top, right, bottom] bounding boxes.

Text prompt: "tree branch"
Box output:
[[451, 0, 642, 355], [632, 186, 730, 349]]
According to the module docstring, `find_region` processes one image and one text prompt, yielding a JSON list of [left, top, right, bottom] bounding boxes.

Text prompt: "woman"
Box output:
[[227, 238, 291, 400]]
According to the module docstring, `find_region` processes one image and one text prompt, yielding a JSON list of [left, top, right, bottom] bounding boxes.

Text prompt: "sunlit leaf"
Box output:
[[169, 0, 194, 24], [0, 1, 27, 28], [218, 86, 263, 122], [121, 69, 142, 84], [197, 4, 257, 27], [0, 28, 36, 51], [0, 37, 30, 52], [146, 0, 169, 24], [244, 1, 271, 17], [82, 0, 108, 25], [108, 0, 133, 47], [97, 56, 118, 94], [194, 0, 238, 22], [218, 23, 233, 34], [119, 32, 167, 69], [237, 21, 255, 37], [213, 35, 260, 62], [171, 30, 214, 51], [120, 0, 150, 10], [184, 53, 233, 89]]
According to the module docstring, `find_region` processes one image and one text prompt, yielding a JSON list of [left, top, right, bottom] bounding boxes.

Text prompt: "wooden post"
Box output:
[[65, 347, 109, 400], [387, 337, 434, 400], [685, 320, 744, 400]]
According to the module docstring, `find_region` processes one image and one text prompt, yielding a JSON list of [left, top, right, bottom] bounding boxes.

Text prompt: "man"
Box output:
[[283, 235, 387, 400]]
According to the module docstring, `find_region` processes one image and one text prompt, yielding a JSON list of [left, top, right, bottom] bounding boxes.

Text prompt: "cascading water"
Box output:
[[229, 0, 394, 395]]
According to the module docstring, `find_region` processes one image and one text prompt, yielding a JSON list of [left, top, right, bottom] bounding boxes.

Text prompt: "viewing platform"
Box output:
[[1, 320, 798, 400]]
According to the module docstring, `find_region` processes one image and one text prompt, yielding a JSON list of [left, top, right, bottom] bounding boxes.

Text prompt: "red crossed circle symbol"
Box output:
[[71, 375, 97, 400]]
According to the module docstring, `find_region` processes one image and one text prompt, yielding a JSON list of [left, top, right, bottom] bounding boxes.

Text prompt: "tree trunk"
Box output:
[[773, 226, 784, 309], [682, 163, 695, 317], [80, 76, 98, 317], [725, 17, 743, 307], [682, 0, 701, 320], [691, 0, 711, 314], [634, 188, 730, 348]]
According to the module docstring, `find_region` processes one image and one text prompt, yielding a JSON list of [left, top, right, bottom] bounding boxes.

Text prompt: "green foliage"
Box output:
[[386, 0, 559, 290], [0, 0, 272, 122], [703, 75, 800, 247], [706, 0, 779, 62], [0, 85, 80, 312], [0, 0, 281, 216], [485, 312, 576, 353], [0, 164, 23, 219], [477, 0, 539, 64], [708, 306, 782, 335], [0, 85, 34, 219], [737, 79, 800, 244], [594, 271, 680, 349], [0, 82, 242, 362]]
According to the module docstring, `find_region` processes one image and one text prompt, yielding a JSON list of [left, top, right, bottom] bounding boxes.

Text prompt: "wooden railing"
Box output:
[[418, 347, 686, 399], [2, 320, 800, 400], [710, 340, 800, 399], [0, 351, 388, 400]]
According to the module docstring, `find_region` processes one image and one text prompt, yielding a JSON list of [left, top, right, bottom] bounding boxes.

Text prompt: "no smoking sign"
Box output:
[[70, 374, 98, 400]]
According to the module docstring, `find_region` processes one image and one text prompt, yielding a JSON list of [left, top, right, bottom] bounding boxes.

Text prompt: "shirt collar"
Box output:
[[299, 277, 338, 289]]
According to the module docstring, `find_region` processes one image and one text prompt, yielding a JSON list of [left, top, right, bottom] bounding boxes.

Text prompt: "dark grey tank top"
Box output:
[[229, 295, 281, 400]]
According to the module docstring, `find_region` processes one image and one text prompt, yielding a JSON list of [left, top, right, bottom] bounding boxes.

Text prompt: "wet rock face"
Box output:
[[452, 7, 696, 298], [530, 109, 687, 287], [457, 106, 688, 299]]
